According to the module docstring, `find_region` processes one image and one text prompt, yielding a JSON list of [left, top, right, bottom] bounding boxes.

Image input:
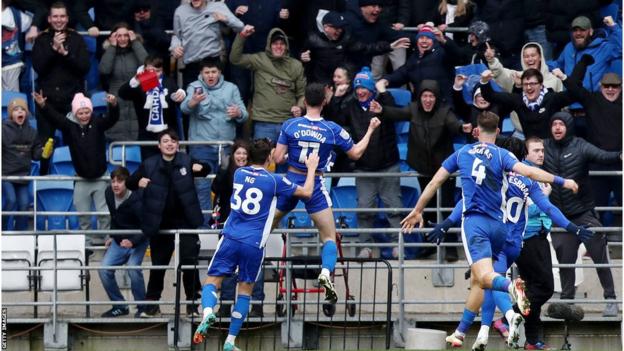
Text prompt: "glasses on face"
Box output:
[[603, 84, 621, 89], [522, 81, 541, 88], [135, 8, 149, 13]]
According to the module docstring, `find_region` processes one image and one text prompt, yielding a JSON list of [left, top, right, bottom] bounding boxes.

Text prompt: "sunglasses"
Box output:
[[602, 84, 621, 89], [135, 7, 150, 13]]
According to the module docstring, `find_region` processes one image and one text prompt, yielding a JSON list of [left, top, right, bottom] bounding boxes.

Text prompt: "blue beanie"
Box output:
[[353, 67, 376, 92]]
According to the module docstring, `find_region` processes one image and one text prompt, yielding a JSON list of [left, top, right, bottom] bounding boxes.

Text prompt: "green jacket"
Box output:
[[230, 28, 305, 123]]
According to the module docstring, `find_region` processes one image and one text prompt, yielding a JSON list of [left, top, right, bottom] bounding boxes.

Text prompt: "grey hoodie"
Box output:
[[170, 1, 244, 64]]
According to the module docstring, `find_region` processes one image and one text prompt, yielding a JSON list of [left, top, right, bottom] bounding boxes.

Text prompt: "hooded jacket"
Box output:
[[488, 42, 564, 93], [40, 102, 119, 179], [553, 23, 622, 92], [479, 80, 572, 139], [302, 10, 392, 84], [563, 57, 622, 151], [181, 74, 248, 142], [104, 187, 145, 246], [2, 118, 42, 180], [230, 28, 305, 124], [379, 80, 465, 176], [543, 112, 621, 217]]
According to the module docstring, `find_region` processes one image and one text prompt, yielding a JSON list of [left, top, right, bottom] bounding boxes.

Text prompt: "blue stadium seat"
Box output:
[[399, 160, 414, 172], [395, 121, 410, 143], [49, 146, 75, 176], [502, 117, 514, 135], [2, 91, 28, 120], [330, 185, 358, 235], [388, 88, 411, 107], [280, 201, 313, 238], [397, 142, 408, 161], [35, 180, 78, 230], [108, 145, 142, 173], [90, 91, 108, 115]]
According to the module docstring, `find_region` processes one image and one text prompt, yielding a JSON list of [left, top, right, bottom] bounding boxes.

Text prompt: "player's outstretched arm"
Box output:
[[293, 153, 320, 199], [346, 117, 381, 160], [512, 162, 578, 193], [401, 167, 451, 233]]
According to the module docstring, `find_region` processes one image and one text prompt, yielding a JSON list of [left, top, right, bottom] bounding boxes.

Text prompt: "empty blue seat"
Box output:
[[90, 91, 107, 115], [388, 88, 411, 107], [2, 91, 28, 120], [397, 142, 408, 161], [502, 117, 514, 135], [330, 185, 358, 233], [35, 180, 78, 230], [49, 146, 75, 176], [108, 145, 142, 173], [280, 201, 313, 238]]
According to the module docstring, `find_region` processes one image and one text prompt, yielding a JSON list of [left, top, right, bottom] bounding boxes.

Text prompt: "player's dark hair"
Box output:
[[521, 68, 544, 84], [158, 128, 179, 143], [249, 138, 273, 165], [110, 166, 130, 181], [50, 1, 68, 12], [497, 136, 526, 160], [477, 111, 499, 133], [305, 82, 327, 107]]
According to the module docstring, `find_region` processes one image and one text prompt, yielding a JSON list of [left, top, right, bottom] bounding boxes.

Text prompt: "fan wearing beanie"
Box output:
[[33, 90, 120, 246]]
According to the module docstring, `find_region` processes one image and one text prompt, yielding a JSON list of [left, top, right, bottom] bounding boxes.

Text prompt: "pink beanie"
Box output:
[[71, 93, 93, 115]]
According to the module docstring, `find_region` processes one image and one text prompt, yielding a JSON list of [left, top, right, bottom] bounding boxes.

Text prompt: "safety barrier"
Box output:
[[2, 170, 622, 349]]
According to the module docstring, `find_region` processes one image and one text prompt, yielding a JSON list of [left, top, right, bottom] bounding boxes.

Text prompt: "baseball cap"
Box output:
[[571, 16, 592, 30], [322, 11, 347, 28]]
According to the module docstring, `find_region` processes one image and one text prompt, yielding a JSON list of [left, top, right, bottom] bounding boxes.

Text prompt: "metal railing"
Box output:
[[2, 170, 622, 349]]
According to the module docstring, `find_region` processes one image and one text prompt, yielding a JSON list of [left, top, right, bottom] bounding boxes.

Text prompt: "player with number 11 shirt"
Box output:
[[272, 83, 381, 304]]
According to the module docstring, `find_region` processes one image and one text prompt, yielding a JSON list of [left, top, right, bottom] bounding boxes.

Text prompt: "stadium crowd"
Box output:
[[2, 0, 622, 349]]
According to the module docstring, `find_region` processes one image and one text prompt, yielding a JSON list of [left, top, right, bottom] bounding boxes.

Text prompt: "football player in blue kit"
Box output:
[[271, 83, 381, 304], [433, 137, 593, 350], [401, 111, 579, 331], [192, 139, 320, 350]]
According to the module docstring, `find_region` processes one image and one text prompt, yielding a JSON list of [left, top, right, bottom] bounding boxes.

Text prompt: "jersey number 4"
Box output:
[[231, 184, 263, 215], [297, 141, 320, 163], [471, 159, 486, 185]]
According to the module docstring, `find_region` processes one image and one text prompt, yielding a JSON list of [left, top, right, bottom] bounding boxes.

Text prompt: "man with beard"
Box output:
[[552, 15, 621, 93]]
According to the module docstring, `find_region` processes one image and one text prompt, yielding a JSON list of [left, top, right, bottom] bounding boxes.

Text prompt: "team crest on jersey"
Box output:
[[180, 167, 187, 176], [339, 128, 350, 140]]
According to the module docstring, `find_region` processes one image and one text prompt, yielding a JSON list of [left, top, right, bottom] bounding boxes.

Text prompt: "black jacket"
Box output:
[[32, 28, 90, 107], [40, 102, 119, 179], [211, 166, 236, 223], [1, 119, 42, 180], [105, 187, 145, 246], [408, 0, 438, 26], [379, 80, 466, 175], [383, 40, 461, 103], [73, 0, 133, 31], [473, 0, 525, 57], [326, 90, 398, 171], [479, 81, 572, 139], [451, 86, 511, 143], [303, 28, 391, 84], [543, 112, 621, 217], [379, 0, 411, 26], [126, 152, 207, 237], [563, 57, 622, 151], [344, 6, 403, 68]]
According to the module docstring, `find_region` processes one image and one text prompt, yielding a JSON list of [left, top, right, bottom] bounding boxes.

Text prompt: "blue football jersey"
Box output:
[[505, 172, 532, 248], [277, 116, 354, 172], [442, 142, 518, 221], [222, 166, 297, 248]]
